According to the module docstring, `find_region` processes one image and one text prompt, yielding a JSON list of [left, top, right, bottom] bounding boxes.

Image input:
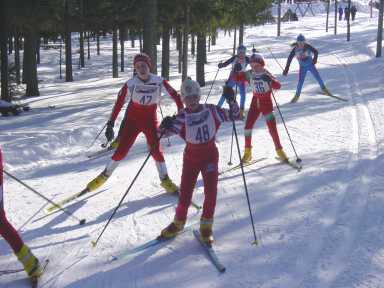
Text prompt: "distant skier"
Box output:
[[283, 34, 330, 103], [85, 53, 183, 194], [0, 148, 43, 282], [344, 6, 350, 21], [158, 80, 240, 244], [350, 5, 357, 21], [242, 53, 289, 163], [217, 44, 249, 119], [338, 5, 343, 21]]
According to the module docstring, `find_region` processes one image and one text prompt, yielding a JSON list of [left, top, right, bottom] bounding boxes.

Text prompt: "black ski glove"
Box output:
[[234, 63, 242, 72], [261, 74, 272, 83], [160, 116, 176, 130], [223, 85, 235, 104], [218, 62, 224, 69], [283, 67, 289, 76], [105, 120, 115, 142]]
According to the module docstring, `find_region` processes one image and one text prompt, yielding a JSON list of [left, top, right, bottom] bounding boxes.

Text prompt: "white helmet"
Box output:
[[181, 78, 201, 100]]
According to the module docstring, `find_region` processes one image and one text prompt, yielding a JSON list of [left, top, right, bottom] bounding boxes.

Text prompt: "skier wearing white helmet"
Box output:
[[158, 79, 240, 244]]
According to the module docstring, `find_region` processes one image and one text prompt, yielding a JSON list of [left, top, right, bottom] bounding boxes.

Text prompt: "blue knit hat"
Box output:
[[297, 34, 306, 42]]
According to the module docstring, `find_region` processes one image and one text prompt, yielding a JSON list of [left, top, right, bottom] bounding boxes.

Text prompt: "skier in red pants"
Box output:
[[158, 79, 240, 244], [242, 53, 289, 163], [0, 148, 43, 281], [85, 53, 183, 194]]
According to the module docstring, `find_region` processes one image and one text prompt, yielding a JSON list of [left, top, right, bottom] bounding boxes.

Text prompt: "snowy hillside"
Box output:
[[1, 4, 384, 288]]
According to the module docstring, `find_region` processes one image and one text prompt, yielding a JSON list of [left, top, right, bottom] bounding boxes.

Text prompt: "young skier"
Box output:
[[0, 148, 43, 282], [85, 53, 183, 194], [217, 44, 249, 118], [242, 53, 288, 163], [283, 34, 330, 103], [158, 79, 240, 244]]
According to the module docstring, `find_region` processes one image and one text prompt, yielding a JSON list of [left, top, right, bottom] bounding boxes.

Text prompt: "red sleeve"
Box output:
[[162, 80, 184, 112], [270, 78, 281, 90], [110, 83, 129, 122]]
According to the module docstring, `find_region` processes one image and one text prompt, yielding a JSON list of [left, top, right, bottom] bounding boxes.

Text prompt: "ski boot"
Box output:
[[16, 245, 43, 280], [87, 170, 109, 191], [322, 87, 331, 96], [290, 94, 300, 103], [242, 147, 252, 163], [199, 217, 214, 245], [160, 175, 179, 194], [276, 148, 289, 162], [159, 218, 185, 239], [109, 139, 119, 149]]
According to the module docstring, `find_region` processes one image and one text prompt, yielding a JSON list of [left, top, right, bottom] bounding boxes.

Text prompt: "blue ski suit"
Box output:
[[217, 55, 249, 111], [283, 43, 325, 97]]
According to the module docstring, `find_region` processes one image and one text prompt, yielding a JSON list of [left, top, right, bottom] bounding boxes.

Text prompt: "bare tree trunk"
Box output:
[[191, 33, 195, 56], [196, 32, 205, 86], [347, 0, 351, 41], [161, 26, 170, 80], [96, 32, 100, 55], [142, 0, 157, 73], [334, 0, 338, 35], [211, 31, 216, 46], [130, 30, 135, 48], [233, 27, 237, 55], [0, 0, 9, 101], [277, 0, 281, 36], [239, 23, 244, 45], [120, 27, 124, 72], [87, 32, 90, 59], [24, 27, 39, 96], [377, 0, 384, 57], [79, 31, 85, 67], [15, 31, 21, 84], [177, 28, 182, 73], [139, 32, 143, 52], [36, 36, 41, 65], [65, 0, 73, 81], [182, 4, 189, 81], [112, 26, 118, 78], [326, 0, 330, 32]]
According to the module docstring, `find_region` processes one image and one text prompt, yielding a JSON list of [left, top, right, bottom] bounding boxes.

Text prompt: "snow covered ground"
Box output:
[[1, 4, 384, 287]]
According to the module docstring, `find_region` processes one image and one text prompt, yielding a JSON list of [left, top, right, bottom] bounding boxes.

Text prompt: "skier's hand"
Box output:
[[105, 120, 115, 142], [218, 62, 224, 69], [312, 58, 317, 65], [261, 74, 272, 83], [234, 63, 242, 72], [160, 116, 176, 130], [282, 68, 288, 76], [223, 85, 235, 104]]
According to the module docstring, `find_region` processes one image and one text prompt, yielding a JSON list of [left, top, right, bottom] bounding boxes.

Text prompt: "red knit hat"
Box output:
[[133, 53, 151, 68], [250, 53, 265, 66]]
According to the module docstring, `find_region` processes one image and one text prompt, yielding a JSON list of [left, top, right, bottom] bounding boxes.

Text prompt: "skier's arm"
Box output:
[[283, 48, 295, 75], [306, 44, 318, 64], [159, 112, 186, 138], [219, 56, 236, 68], [161, 80, 184, 112], [109, 83, 129, 122], [214, 101, 240, 122], [265, 69, 281, 90]]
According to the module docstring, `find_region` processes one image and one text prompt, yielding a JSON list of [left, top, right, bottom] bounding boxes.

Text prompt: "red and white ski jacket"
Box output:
[[109, 74, 183, 123]]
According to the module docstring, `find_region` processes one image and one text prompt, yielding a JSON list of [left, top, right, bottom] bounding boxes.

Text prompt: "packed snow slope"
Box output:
[[1, 5, 384, 288]]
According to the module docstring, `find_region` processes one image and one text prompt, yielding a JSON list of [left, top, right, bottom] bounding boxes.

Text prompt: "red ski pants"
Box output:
[[175, 146, 219, 221], [112, 118, 164, 163], [244, 97, 282, 150], [0, 209, 24, 253]]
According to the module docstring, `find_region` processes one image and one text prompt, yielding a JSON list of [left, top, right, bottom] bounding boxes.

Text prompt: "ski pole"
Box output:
[[88, 123, 107, 149], [266, 47, 284, 73], [271, 90, 302, 163], [91, 133, 164, 247], [227, 85, 238, 166], [204, 65, 220, 104], [229, 109, 259, 245], [158, 105, 171, 147], [4, 170, 86, 225]]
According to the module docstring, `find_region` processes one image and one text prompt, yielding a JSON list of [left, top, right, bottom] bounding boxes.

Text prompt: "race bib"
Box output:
[[251, 76, 270, 94], [131, 84, 160, 105], [185, 108, 216, 144], [295, 47, 311, 60]]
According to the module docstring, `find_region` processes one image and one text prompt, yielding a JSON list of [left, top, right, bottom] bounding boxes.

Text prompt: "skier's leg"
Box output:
[[243, 98, 260, 162], [309, 64, 326, 90], [264, 110, 288, 161], [217, 80, 235, 107], [292, 66, 308, 102]]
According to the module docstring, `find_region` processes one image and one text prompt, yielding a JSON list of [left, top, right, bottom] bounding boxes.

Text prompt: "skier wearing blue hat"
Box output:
[[283, 34, 330, 103], [217, 44, 249, 118]]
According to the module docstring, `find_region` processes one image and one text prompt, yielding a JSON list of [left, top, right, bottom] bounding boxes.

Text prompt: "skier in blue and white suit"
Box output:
[[283, 34, 330, 103], [217, 44, 250, 118]]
